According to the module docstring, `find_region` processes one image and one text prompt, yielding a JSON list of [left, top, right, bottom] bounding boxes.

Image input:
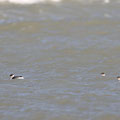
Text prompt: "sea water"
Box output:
[[0, 0, 120, 120]]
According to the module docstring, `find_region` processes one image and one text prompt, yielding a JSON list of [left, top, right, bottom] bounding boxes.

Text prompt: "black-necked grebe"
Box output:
[[117, 76, 120, 81], [10, 74, 24, 80], [101, 72, 105, 77]]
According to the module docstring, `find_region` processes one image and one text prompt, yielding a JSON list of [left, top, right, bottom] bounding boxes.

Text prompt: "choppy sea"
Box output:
[[0, 0, 120, 120]]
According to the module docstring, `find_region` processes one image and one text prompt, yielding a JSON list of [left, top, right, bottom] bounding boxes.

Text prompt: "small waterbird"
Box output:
[[101, 72, 106, 77], [117, 76, 120, 81], [10, 74, 24, 80]]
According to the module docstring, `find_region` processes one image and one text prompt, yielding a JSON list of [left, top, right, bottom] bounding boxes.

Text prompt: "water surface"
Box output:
[[0, 0, 120, 120]]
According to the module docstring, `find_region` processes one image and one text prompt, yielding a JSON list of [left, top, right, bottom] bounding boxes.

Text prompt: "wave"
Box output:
[[0, 0, 62, 4], [0, 0, 119, 5]]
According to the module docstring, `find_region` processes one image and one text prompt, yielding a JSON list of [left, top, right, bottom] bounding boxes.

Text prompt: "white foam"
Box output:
[[9, 0, 43, 4], [66, 0, 111, 4], [103, 0, 110, 4], [0, 0, 62, 4], [0, 0, 116, 4]]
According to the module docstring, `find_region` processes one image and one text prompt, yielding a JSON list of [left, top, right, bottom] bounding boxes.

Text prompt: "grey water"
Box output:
[[0, 0, 120, 120]]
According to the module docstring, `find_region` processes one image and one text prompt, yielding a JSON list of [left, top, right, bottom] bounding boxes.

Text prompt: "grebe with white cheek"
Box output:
[[10, 74, 24, 80], [101, 73, 106, 77]]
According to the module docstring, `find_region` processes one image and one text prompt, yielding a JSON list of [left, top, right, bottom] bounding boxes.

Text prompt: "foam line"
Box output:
[[0, 0, 62, 4]]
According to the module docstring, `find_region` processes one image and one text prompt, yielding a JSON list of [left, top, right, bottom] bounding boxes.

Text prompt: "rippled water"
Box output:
[[0, 0, 120, 120]]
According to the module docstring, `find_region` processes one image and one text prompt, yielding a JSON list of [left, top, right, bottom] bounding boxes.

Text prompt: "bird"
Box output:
[[10, 74, 24, 80], [117, 76, 120, 81], [101, 72, 105, 77]]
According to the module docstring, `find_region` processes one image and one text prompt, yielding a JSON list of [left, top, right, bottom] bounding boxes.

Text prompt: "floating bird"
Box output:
[[10, 74, 24, 80], [101, 72, 105, 77], [117, 76, 120, 81]]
